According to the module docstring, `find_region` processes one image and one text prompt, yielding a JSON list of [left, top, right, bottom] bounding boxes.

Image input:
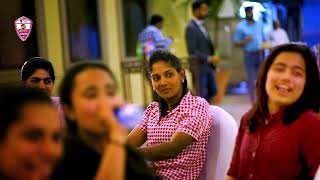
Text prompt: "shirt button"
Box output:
[[252, 152, 256, 158]]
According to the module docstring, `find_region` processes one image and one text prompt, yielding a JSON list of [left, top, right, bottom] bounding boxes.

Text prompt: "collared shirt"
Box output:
[[268, 28, 290, 47], [192, 18, 209, 39], [138, 91, 212, 180], [234, 20, 264, 52], [228, 110, 320, 180], [138, 25, 172, 49]]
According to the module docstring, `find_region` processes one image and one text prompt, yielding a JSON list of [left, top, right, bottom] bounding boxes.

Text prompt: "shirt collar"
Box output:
[[193, 17, 204, 26]]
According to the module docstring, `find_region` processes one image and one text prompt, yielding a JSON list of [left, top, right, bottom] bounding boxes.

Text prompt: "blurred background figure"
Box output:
[[21, 57, 64, 124], [185, 1, 218, 103], [234, 6, 265, 104], [267, 19, 289, 47], [137, 14, 173, 61], [128, 50, 212, 180], [52, 61, 159, 180], [226, 44, 320, 180], [0, 85, 63, 180], [21, 57, 55, 96]]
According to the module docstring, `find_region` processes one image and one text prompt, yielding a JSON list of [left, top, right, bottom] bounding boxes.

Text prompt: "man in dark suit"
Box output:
[[185, 1, 218, 102]]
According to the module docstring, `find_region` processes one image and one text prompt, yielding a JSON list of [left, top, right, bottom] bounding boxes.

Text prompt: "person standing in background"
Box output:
[[234, 6, 265, 104], [268, 20, 290, 47], [185, 1, 219, 102], [138, 14, 173, 61]]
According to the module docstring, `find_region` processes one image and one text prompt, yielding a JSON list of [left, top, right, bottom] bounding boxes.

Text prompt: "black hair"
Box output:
[[21, 57, 56, 83], [246, 43, 320, 132], [149, 14, 163, 25], [0, 84, 52, 140], [148, 49, 188, 117], [192, 1, 207, 12], [245, 6, 253, 12], [59, 61, 116, 134]]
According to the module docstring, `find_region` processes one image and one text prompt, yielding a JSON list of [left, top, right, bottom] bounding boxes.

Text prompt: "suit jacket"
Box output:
[[185, 19, 214, 74]]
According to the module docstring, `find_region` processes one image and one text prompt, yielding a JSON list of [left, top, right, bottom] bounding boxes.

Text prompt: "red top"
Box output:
[[138, 91, 212, 180], [228, 110, 320, 180]]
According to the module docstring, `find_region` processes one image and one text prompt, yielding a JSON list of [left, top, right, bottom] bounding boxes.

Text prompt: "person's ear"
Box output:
[[180, 69, 186, 81]]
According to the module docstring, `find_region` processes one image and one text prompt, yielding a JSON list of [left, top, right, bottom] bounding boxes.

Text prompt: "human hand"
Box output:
[[210, 55, 220, 65], [244, 35, 253, 43], [97, 96, 128, 141]]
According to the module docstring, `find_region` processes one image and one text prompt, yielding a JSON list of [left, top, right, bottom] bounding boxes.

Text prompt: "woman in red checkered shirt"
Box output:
[[128, 50, 213, 180]]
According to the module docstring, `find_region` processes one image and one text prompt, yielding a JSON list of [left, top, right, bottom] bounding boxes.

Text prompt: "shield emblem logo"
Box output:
[[14, 16, 33, 41]]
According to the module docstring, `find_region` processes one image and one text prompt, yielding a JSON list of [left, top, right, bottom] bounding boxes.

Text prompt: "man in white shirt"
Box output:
[[268, 20, 290, 47]]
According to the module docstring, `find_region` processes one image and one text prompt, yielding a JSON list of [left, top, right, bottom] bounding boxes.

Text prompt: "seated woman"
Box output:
[[51, 61, 158, 180], [127, 50, 212, 179], [0, 85, 63, 180], [21, 57, 64, 122], [226, 44, 320, 180]]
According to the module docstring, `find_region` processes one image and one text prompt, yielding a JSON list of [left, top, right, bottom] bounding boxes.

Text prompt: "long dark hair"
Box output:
[[148, 50, 188, 117], [246, 44, 320, 132]]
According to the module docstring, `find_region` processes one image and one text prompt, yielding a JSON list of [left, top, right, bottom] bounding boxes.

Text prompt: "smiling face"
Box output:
[[150, 61, 184, 103], [66, 68, 116, 134], [0, 103, 63, 180], [24, 69, 54, 96], [265, 52, 306, 113]]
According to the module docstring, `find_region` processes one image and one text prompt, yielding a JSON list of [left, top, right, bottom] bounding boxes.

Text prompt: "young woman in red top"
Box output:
[[227, 44, 320, 180]]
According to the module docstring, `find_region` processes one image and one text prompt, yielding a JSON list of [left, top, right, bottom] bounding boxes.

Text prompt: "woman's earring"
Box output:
[[182, 79, 185, 83]]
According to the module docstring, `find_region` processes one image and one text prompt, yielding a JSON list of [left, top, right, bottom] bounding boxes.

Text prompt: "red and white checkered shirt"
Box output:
[[138, 91, 212, 180]]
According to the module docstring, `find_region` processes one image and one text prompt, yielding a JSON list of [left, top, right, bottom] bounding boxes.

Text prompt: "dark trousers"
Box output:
[[193, 69, 217, 102]]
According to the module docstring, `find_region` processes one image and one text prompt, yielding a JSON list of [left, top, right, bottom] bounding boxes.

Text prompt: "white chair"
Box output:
[[198, 105, 238, 180], [315, 166, 320, 180]]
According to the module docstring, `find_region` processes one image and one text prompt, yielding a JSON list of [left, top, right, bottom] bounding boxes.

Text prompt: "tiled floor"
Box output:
[[216, 94, 252, 126]]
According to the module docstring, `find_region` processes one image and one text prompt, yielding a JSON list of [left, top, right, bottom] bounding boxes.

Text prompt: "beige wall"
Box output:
[[148, 0, 192, 58], [42, 0, 124, 98], [99, 0, 124, 98], [43, 0, 64, 95]]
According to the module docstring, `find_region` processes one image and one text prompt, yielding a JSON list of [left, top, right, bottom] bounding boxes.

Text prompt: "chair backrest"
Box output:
[[315, 166, 320, 180], [198, 105, 238, 180]]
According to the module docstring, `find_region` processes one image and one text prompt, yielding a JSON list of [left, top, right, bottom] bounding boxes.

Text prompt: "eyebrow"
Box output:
[[274, 62, 305, 71], [30, 77, 51, 80], [83, 83, 116, 92], [151, 69, 174, 76]]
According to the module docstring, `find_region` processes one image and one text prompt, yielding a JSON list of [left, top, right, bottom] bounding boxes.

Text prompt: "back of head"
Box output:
[[150, 14, 163, 25], [21, 57, 56, 83], [0, 84, 52, 140], [273, 20, 280, 29]]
